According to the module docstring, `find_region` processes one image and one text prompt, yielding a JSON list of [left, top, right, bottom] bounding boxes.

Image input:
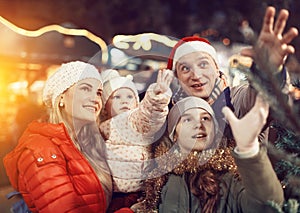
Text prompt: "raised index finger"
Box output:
[[156, 69, 163, 84]]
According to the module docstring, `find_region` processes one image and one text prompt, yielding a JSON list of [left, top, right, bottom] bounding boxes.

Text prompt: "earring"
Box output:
[[59, 101, 64, 107], [59, 97, 64, 107]]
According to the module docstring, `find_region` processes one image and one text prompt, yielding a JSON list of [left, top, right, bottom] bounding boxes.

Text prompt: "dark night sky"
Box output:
[[0, 0, 300, 64]]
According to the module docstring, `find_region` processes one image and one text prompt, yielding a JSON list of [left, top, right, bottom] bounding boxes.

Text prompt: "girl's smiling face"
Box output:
[[105, 88, 138, 118], [174, 107, 215, 153]]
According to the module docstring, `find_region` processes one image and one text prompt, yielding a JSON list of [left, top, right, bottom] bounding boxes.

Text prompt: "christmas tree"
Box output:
[[237, 46, 300, 212]]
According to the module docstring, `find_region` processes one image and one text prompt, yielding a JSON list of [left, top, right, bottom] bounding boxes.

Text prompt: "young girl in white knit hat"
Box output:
[[99, 68, 173, 212]]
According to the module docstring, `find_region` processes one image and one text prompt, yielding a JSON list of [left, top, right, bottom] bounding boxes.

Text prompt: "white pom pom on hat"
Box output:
[[101, 69, 139, 107], [42, 61, 102, 108]]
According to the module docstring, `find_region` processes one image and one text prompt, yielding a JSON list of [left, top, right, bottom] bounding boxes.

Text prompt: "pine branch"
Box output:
[[267, 200, 285, 213], [236, 54, 300, 136], [267, 143, 300, 171], [267, 199, 300, 213], [285, 199, 299, 213], [266, 142, 300, 200], [272, 122, 300, 154]]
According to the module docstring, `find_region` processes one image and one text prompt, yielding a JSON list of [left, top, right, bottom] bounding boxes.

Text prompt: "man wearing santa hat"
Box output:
[[166, 6, 298, 142]]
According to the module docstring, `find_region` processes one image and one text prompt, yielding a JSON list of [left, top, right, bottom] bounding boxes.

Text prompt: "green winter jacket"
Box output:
[[158, 146, 284, 213]]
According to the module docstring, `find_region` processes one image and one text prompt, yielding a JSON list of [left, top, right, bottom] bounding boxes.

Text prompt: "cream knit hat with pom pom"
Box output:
[[101, 69, 139, 107], [42, 61, 102, 108]]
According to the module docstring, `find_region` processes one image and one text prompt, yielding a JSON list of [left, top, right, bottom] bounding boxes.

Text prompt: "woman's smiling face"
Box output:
[[62, 78, 103, 127]]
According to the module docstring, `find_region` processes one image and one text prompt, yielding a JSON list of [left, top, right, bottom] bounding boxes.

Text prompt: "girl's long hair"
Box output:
[[144, 133, 237, 213], [189, 169, 221, 212]]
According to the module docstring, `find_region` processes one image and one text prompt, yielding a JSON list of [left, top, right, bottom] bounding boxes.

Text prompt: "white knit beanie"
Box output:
[[168, 96, 218, 141], [101, 69, 139, 107], [42, 61, 102, 108]]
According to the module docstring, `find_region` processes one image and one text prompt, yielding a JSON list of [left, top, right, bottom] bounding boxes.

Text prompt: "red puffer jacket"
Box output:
[[3, 121, 107, 213]]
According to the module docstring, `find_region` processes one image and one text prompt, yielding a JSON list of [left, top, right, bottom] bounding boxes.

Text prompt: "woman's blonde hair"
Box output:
[[48, 94, 112, 206]]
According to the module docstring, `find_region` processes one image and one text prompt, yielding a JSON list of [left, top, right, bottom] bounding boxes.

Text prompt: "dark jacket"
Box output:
[[158, 146, 284, 212]]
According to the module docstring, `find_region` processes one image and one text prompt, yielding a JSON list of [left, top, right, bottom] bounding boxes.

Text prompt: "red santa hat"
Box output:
[[167, 36, 218, 71]]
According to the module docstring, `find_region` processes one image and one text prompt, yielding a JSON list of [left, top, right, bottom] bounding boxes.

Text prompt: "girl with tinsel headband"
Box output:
[[137, 95, 284, 212]]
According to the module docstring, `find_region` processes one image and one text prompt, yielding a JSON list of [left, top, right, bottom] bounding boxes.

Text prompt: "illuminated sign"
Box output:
[[0, 16, 108, 64]]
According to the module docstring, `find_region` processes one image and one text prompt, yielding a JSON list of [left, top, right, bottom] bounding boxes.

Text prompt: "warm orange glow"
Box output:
[[0, 16, 108, 64], [17, 63, 42, 70]]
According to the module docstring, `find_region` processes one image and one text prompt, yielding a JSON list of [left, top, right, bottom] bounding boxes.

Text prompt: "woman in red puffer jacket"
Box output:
[[3, 61, 133, 213]]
